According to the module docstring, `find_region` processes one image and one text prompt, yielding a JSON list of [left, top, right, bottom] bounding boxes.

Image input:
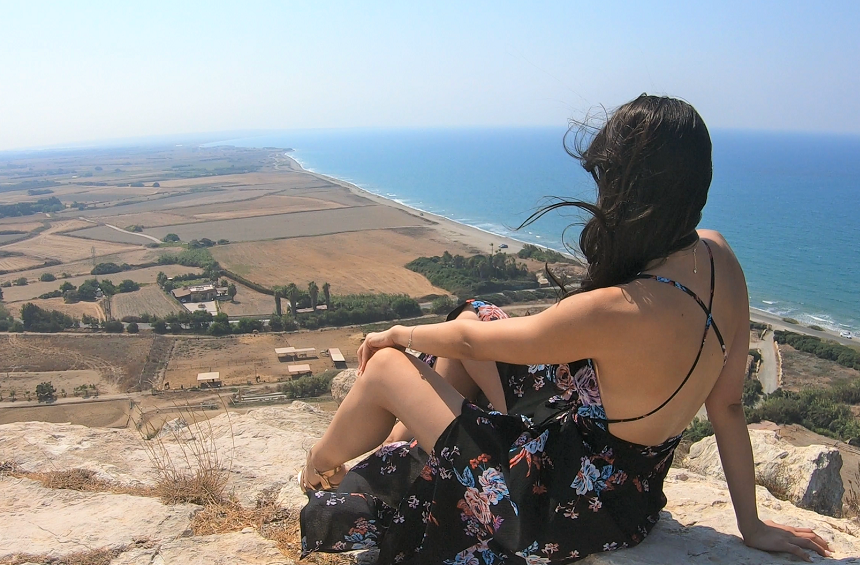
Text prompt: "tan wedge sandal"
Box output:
[[298, 448, 344, 492]]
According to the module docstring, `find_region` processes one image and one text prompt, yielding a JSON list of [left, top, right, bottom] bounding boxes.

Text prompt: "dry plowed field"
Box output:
[[99, 211, 193, 229], [0, 234, 137, 262], [0, 333, 155, 390], [0, 399, 130, 428], [111, 284, 186, 319], [218, 283, 275, 317], [7, 297, 105, 321], [0, 220, 45, 232], [3, 247, 170, 283], [180, 194, 346, 220], [211, 227, 472, 296], [0, 255, 45, 273], [140, 203, 425, 244]]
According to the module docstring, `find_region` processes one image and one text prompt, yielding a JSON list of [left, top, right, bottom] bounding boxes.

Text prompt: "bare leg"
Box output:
[[384, 310, 507, 444], [310, 347, 465, 477]]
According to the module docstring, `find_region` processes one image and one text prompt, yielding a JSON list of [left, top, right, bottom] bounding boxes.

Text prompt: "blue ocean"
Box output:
[[211, 128, 860, 334]]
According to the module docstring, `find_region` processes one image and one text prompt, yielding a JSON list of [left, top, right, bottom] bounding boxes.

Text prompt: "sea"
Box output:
[[208, 127, 860, 335]]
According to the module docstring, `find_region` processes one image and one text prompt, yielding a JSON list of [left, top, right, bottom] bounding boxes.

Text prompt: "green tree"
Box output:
[[103, 320, 124, 333], [227, 283, 237, 302], [322, 282, 331, 308], [152, 319, 168, 334], [162, 233, 180, 243], [156, 271, 168, 287], [272, 286, 283, 316], [285, 283, 300, 317], [308, 281, 319, 311], [126, 322, 139, 334], [14, 277, 27, 286], [0, 286, 3, 301], [118, 279, 140, 293], [39, 273, 56, 282], [99, 279, 116, 296], [59, 281, 76, 292], [77, 279, 100, 301]]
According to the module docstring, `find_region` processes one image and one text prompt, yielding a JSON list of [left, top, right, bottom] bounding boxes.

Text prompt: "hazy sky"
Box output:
[[2, 1, 859, 151]]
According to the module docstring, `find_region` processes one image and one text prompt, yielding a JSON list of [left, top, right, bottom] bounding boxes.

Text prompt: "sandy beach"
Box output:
[[285, 154, 573, 260]]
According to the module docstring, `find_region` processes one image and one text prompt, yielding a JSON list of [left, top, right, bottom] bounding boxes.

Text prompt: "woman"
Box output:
[[299, 95, 830, 563]]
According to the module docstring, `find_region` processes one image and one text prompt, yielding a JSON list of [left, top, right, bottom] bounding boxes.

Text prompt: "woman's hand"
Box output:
[[743, 519, 831, 562], [357, 327, 401, 375]]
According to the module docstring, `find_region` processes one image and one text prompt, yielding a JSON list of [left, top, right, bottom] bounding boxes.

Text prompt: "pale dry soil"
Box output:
[[0, 333, 155, 391], [780, 344, 860, 391], [163, 329, 365, 390]]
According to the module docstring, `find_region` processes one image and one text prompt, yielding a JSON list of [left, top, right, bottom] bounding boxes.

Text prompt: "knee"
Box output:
[[359, 347, 413, 390]]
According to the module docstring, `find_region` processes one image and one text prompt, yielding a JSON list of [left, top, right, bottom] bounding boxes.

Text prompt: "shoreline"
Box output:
[[282, 153, 579, 262]]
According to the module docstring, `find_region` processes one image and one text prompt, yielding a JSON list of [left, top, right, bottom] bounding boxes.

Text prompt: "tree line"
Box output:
[[406, 252, 537, 296]]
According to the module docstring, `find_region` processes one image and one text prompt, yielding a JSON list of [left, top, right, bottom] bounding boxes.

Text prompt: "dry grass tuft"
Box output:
[[3, 539, 153, 565], [3, 466, 153, 497], [135, 398, 233, 506], [756, 466, 794, 502]]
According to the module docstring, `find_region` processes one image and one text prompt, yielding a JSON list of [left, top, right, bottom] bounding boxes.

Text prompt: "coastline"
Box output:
[[282, 153, 578, 262], [282, 152, 855, 339], [750, 307, 856, 346]]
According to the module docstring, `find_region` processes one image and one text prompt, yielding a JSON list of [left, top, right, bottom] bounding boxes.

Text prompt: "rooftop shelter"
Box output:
[[275, 347, 316, 360], [287, 364, 312, 377], [196, 371, 222, 388]]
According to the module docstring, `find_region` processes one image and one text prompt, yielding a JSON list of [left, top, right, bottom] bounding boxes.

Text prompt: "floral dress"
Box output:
[[300, 289, 723, 564]]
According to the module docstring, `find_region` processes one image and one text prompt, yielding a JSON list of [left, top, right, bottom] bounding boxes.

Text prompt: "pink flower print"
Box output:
[[543, 543, 559, 554], [463, 487, 493, 525], [573, 364, 601, 407], [554, 364, 575, 400], [588, 496, 603, 512]]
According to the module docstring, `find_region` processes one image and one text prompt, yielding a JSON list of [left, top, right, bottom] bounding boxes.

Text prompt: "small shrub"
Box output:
[[39, 272, 56, 282]]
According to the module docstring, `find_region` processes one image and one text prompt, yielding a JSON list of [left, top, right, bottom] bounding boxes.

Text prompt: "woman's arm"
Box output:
[[358, 289, 618, 372], [705, 292, 830, 561]]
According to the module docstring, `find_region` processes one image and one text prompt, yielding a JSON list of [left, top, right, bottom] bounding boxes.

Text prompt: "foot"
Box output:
[[298, 447, 346, 492]]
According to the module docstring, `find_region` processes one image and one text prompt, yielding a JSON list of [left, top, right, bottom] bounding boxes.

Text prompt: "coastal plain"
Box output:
[[0, 144, 528, 427]]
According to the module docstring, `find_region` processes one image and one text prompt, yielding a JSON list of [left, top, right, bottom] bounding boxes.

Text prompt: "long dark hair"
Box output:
[[522, 94, 712, 295]]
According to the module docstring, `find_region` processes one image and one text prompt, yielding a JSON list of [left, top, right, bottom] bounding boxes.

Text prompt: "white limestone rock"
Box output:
[[110, 530, 291, 564], [0, 477, 198, 561], [686, 428, 845, 517], [330, 368, 359, 405]]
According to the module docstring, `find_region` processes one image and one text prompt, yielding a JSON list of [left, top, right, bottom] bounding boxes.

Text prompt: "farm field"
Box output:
[[0, 399, 131, 427], [138, 205, 427, 244], [0, 220, 47, 232], [69, 224, 161, 245], [0, 369, 111, 400], [218, 282, 274, 317], [0, 254, 45, 273], [0, 265, 202, 302], [99, 211, 194, 229], [0, 233, 137, 262], [7, 297, 106, 321], [0, 333, 155, 391], [3, 247, 169, 282], [180, 194, 346, 220], [0, 234, 24, 244], [162, 328, 364, 389], [211, 227, 471, 296], [111, 284, 186, 319]]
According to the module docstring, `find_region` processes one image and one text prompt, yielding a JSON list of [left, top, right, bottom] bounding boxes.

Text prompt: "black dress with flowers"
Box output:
[[301, 253, 725, 565]]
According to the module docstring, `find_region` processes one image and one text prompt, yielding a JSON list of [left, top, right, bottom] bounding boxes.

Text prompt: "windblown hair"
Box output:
[[523, 94, 712, 294]]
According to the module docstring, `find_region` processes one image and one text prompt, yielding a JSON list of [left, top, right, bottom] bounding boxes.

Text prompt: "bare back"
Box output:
[[589, 229, 749, 446]]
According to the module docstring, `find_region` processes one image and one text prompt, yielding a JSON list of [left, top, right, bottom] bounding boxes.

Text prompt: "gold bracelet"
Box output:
[[407, 326, 415, 350]]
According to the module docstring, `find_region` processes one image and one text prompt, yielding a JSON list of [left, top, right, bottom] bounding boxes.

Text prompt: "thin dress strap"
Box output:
[[604, 240, 727, 424]]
